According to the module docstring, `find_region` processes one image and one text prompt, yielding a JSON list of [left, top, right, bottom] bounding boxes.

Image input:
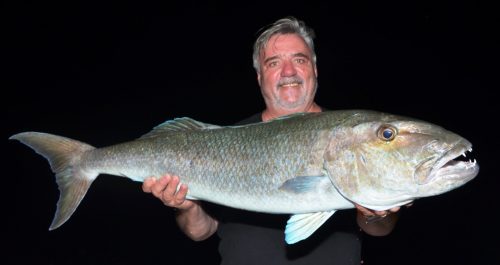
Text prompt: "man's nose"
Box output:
[[280, 60, 297, 77]]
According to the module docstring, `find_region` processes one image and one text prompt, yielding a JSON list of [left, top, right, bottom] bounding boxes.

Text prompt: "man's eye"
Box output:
[[295, 58, 306, 64], [268, 61, 278, 67]]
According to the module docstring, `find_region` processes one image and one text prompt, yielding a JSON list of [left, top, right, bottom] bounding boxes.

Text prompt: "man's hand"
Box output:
[[142, 174, 199, 211], [355, 204, 401, 220], [355, 203, 412, 236], [142, 174, 218, 241]]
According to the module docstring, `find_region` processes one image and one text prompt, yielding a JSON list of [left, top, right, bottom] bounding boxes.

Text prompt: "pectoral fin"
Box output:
[[279, 175, 330, 193], [285, 211, 336, 244]]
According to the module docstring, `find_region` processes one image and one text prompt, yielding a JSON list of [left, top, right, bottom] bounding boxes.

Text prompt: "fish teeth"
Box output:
[[465, 159, 477, 169], [461, 147, 473, 158]]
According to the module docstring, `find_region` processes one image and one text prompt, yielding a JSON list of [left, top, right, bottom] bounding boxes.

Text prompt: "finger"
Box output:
[[164, 175, 180, 197], [142, 177, 156, 193], [389, 206, 401, 213], [174, 183, 189, 205], [357, 207, 375, 218], [151, 175, 171, 198], [354, 204, 367, 213], [374, 210, 387, 216]]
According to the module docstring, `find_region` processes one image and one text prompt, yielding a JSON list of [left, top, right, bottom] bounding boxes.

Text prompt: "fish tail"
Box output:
[[9, 132, 97, 230]]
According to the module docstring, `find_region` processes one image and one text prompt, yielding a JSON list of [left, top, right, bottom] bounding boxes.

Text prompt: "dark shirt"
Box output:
[[208, 112, 362, 265]]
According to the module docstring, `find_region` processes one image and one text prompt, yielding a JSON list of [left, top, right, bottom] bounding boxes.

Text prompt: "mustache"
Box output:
[[277, 77, 303, 87]]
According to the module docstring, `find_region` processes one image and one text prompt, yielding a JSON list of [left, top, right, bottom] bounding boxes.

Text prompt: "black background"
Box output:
[[4, 1, 498, 264]]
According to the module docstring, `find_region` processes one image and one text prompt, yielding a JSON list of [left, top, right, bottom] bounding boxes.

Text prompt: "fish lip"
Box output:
[[426, 140, 479, 183]]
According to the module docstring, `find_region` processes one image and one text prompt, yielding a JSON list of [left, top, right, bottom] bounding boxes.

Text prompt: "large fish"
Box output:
[[9, 110, 478, 244]]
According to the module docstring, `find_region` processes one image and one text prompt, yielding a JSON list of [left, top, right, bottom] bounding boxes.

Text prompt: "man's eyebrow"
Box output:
[[263, 55, 280, 65], [293, 52, 310, 59], [263, 53, 310, 65]]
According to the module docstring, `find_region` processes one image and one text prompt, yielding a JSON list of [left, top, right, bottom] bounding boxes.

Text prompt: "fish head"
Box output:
[[324, 113, 479, 210]]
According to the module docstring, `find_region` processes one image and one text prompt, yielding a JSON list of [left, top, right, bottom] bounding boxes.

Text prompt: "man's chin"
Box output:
[[278, 90, 305, 103], [277, 100, 307, 110]]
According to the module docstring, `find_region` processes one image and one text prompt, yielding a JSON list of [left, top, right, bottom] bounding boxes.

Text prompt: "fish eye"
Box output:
[[378, 125, 397, 141]]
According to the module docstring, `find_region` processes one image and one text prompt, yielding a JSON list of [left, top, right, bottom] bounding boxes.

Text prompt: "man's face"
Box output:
[[257, 33, 318, 111]]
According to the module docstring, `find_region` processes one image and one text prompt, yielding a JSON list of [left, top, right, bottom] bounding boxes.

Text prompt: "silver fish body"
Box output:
[[9, 110, 479, 243]]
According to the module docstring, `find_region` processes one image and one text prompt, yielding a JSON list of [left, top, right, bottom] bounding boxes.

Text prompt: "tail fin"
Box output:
[[9, 132, 97, 230]]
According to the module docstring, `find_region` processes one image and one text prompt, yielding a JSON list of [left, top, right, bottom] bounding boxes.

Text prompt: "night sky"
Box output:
[[4, 1, 498, 265]]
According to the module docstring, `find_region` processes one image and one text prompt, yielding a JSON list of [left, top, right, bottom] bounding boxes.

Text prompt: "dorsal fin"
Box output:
[[140, 117, 222, 139], [267, 112, 313, 122]]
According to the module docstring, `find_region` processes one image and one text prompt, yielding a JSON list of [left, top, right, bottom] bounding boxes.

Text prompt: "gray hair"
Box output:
[[252, 17, 317, 72]]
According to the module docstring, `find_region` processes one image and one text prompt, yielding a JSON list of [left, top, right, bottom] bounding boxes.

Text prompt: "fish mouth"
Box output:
[[421, 140, 479, 184]]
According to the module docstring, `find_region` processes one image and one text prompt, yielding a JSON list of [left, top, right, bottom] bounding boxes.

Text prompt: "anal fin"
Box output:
[[285, 211, 336, 244]]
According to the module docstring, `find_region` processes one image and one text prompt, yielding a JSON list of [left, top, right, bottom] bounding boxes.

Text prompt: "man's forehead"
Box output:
[[261, 34, 311, 58]]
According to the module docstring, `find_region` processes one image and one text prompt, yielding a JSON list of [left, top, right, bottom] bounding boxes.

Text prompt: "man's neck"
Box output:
[[261, 103, 322, 122]]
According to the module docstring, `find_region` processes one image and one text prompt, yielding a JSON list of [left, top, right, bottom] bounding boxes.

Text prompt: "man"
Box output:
[[143, 17, 401, 264]]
